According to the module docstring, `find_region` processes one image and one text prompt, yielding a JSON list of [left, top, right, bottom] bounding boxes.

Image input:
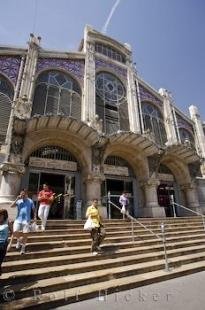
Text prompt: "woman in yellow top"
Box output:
[[86, 199, 106, 255]]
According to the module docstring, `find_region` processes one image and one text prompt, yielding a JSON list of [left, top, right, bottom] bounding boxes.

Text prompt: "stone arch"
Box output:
[[104, 143, 149, 182], [22, 129, 91, 176], [160, 154, 191, 185]]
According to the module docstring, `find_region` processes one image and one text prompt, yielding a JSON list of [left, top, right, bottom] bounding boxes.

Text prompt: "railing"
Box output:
[[107, 192, 170, 272], [171, 198, 205, 231]]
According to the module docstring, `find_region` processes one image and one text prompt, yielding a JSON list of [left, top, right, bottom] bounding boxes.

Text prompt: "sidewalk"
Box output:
[[57, 270, 205, 310]]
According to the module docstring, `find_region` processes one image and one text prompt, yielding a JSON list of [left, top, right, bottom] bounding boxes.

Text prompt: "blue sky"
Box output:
[[0, 0, 205, 119]]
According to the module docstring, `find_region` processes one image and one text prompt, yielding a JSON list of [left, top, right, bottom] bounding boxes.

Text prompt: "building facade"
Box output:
[[0, 26, 205, 219]]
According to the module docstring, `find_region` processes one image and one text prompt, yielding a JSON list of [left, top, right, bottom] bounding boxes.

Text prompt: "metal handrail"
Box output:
[[107, 193, 170, 271], [171, 200, 205, 231]]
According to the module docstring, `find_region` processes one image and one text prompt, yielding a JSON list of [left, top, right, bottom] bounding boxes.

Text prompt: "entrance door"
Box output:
[[40, 173, 65, 219], [157, 183, 177, 217], [27, 171, 77, 219], [102, 178, 134, 218]]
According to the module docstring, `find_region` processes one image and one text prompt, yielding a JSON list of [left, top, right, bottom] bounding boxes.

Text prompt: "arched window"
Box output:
[[95, 43, 126, 63], [179, 128, 195, 145], [142, 102, 167, 145], [32, 70, 81, 120], [0, 75, 14, 143], [96, 72, 129, 134]]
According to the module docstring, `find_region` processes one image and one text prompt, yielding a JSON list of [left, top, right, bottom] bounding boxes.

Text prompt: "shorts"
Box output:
[[13, 221, 30, 233]]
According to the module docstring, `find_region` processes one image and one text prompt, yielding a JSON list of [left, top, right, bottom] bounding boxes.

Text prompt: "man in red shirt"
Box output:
[[38, 184, 54, 231]]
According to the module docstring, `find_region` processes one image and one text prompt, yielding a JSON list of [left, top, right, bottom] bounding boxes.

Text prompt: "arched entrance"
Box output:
[[22, 145, 81, 219], [102, 155, 138, 218]]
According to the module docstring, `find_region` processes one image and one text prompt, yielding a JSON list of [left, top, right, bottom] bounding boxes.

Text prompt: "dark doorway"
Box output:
[[157, 183, 177, 217], [102, 178, 134, 218], [40, 173, 65, 219]]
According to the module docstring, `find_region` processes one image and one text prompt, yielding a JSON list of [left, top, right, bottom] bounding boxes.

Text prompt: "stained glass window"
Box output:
[[179, 128, 194, 145], [95, 43, 126, 64], [96, 72, 129, 134], [142, 102, 167, 146], [32, 70, 81, 120], [0, 75, 14, 143]]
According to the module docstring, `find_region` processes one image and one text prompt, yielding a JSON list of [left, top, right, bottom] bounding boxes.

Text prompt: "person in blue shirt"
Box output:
[[10, 189, 36, 254], [0, 209, 12, 276]]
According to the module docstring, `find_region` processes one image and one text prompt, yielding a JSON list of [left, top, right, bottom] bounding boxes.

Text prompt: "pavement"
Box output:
[[57, 270, 205, 310]]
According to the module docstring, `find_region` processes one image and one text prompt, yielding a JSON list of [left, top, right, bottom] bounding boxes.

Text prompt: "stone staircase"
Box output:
[[1, 217, 205, 309]]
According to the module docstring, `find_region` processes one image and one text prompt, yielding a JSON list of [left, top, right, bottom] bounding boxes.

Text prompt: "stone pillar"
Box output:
[[84, 173, 107, 219], [189, 105, 205, 177], [17, 34, 40, 119], [141, 178, 166, 217], [158, 88, 178, 145], [126, 61, 141, 133], [82, 26, 96, 123], [181, 183, 200, 215], [0, 163, 25, 219]]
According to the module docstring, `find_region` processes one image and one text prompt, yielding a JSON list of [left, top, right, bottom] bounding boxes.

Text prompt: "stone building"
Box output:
[[0, 25, 205, 219]]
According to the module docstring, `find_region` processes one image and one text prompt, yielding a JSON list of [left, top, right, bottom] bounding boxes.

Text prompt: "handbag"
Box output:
[[30, 222, 39, 232], [121, 205, 126, 214], [84, 217, 95, 231]]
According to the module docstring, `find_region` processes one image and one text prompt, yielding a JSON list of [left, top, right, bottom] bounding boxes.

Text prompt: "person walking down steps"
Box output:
[[86, 199, 106, 256], [10, 189, 36, 255], [119, 191, 129, 220], [38, 183, 55, 231]]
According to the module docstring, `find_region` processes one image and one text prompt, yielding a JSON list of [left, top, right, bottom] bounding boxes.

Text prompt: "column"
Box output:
[[0, 163, 25, 219], [17, 33, 40, 119], [84, 173, 107, 219], [189, 105, 205, 177], [141, 178, 166, 217], [126, 60, 141, 133], [82, 26, 96, 123], [181, 183, 200, 214], [158, 88, 178, 145]]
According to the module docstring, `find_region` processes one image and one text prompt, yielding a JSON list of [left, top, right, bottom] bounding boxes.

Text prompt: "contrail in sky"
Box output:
[[102, 0, 121, 34]]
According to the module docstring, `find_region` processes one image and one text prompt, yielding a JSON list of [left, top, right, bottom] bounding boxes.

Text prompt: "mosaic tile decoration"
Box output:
[[0, 56, 21, 84], [176, 113, 194, 133], [139, 83, 162, 106], [95, 58, 127, 79], [37, 58, 85, 83]]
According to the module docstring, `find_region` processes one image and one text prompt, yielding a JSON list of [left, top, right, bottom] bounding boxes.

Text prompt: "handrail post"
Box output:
[[160, 223, 170, 272], [170, 195, 176, 218], [108, 191, 111, 220], [131, 218, 134, 243]]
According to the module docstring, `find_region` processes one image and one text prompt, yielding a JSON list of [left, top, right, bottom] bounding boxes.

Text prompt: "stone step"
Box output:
[[5, 238, 205, 262], [7, 232, 205, 253], [2, 247, 205, 287], [41, 219, 205, 229], [29, 223, 205, 235], [8, 227, 205, 244], [2, 255, 205, 309], [3, 244, 205, 274]]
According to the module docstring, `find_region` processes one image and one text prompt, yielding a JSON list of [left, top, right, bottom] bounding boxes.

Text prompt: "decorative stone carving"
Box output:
[[10, 135, 24, 155], [14, 96, 32, 119], [88, 115, 103, 134], [0, 162, 25, 175], [91, 136, 109, 174], [148, 154, 163, 178]]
